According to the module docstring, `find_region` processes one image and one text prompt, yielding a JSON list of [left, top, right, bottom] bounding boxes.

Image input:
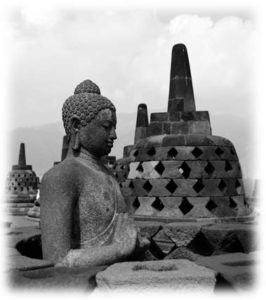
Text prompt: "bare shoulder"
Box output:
[[41, 158, 84, 193]]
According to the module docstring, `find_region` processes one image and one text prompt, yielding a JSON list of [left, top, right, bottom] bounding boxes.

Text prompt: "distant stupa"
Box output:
[[6, 143, 39, 216]]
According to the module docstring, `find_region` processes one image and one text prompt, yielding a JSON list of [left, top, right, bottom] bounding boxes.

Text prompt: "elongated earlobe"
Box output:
[[72, 129, 80, 151]]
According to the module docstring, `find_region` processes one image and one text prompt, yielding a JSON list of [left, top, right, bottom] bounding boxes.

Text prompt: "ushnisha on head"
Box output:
[[62, 80, 117, 158]]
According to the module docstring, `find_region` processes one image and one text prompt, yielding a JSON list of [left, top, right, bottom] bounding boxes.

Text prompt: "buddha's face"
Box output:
[[79, 108, 117, 157]]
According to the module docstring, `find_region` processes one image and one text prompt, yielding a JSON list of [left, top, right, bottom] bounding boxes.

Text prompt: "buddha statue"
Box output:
[[40, 80, 141, 267]]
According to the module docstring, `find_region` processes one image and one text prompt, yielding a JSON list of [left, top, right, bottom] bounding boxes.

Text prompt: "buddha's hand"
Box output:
[[113, 213, 138, 258]]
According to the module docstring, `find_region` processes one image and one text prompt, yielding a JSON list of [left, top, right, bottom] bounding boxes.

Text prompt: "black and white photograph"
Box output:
[[0, 0, 264, 297]]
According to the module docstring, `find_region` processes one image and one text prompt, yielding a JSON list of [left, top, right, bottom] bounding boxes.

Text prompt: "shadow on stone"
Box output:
[[218, 233, 245, 253], [186, 232, 214, 256], [16, 234, 43, 259], [214, 273, 235, 292]]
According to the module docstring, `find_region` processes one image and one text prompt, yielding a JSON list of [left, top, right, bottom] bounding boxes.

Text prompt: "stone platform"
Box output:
[[3, 216, 257, 292], [135, 218, 257, 259]]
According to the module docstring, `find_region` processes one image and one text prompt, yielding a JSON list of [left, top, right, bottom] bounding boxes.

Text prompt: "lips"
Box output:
[[107, 141, 113, 148]]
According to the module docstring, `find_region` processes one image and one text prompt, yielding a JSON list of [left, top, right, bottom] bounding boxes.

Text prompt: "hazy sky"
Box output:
[[2, 1, 256, 131]]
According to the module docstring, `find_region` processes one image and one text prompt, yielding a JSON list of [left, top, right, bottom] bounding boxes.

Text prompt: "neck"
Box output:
[[79, 148, 101, 162], [66, 146, 101, 162]]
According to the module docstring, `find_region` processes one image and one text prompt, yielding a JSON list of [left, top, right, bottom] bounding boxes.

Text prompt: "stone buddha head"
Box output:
[[62, 80, 117, 158]]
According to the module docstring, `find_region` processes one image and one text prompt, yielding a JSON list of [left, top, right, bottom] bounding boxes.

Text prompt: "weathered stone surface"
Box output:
[[147, 122, 163, 136], [134, 104, 148, 144], [162, 122, 171, 134], [150, 113, 169, 122], [167, 44, 195, 111], [9, 265, 106, 290], [201, 223, 257, 254], [188, 121, 211, 135], [162, 222, 202, 246], [171, 122, 189, 134], [96, 259, 216, 291], [195, 252, 256, 291], [164, 247, 199, 261], [7, 254, 53, 271]]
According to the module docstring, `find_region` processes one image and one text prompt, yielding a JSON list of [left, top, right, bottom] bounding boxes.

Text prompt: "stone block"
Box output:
[[10, 265, 106, 290], [201, 223, 257, 254], [168, 98, 184, 112], [154, 197, 183, 218], [134, 127, 147, 144], [135, 197, 157, 216], [146, 135, 164, 147], [169, 112, 181, 121], [148, 179, 173, 196], [162, 135, 185, 146], [163, 222, 202, 247], [188, 121, 212, 135], [171, 179, 198, 196], [157, 161, 183, 178], [7, 253, 53, 271], [195, 252, 256, 291], [184, 197, 214, 218], [171, 122, 189, 134], [169, 111, 210, 122], [208, 136, 233, 147], [162, 122, 171, 134], [164, 247, 199, 261], [96, 259, 216, 291], [150, 113, 169, 122], [151, 241, 176, 255], [137, 220, 162, 238], [185, 135, 214, 146], [147, 122, 163, 136], [207, 197, 237, 218]]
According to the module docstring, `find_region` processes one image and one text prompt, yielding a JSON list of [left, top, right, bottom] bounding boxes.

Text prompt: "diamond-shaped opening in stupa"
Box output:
[[143, 180, 153, 192], [179, 197, 193, 215], [235, 179, 242, 194], [229, 197, 237, 209], [191, 147, 203, 158], [206, 199, 218, 211], [178, 162, 191, 178], [230, 148, 236, 156], [154, 161, 165, 175], [167, 148, 178, 159], [151, 197, 164, 211], [129, 180, 134, 188], [133, 197, 140, 209], [165, 179, 178, 194], [215, 147, 224, 158], [225, 161, 233, 172], [147, 147, 156, 156], [133, 149, 139, 157], [136, 162, 144, 173], [204, 162, 215, 176], [218, 179, 227, 193], [193, 179, 205, 193]]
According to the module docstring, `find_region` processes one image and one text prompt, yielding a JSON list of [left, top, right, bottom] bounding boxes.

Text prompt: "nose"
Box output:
[[110, 128, 117, 140]]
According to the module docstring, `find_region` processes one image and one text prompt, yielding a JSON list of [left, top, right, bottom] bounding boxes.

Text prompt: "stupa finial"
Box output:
[[134, 103, 148, 144], [167, 44, 195, 112], [18, 143, 26, 166]]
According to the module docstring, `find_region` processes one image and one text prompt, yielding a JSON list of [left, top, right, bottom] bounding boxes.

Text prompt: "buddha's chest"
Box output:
[[76, 169, 125, 239]]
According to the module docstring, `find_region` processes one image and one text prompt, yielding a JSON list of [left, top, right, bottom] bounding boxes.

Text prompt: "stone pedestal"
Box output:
[[96, 259, 216, 291]]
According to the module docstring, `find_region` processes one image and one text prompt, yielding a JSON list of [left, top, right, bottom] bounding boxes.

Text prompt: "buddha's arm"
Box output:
[[40, 169, 77, 263], [57, 213, 138, 268]]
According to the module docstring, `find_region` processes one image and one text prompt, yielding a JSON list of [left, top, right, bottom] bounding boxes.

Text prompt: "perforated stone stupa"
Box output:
[[6, 143, 39, 216], [114, 44, 248, 221]]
